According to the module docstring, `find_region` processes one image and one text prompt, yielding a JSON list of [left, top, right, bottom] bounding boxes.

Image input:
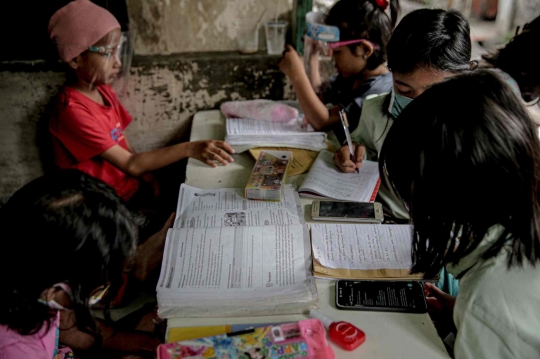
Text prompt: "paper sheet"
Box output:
[[310, 224, 413, 270], [298, 150, 380, 201], [175, 184, 303, 228], [157, 225, 313, 297]]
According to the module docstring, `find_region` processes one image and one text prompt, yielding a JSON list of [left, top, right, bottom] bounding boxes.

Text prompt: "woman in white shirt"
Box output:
[[380, 70, 540, 358]]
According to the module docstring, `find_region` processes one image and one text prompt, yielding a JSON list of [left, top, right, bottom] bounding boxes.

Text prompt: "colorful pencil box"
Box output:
[[158, 319, 335, 359], [245, 150, 292, 202]]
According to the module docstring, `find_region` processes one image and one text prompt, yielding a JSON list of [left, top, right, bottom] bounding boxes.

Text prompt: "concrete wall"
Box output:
[[0, 54, 294, 199], [128, 0, 294, 54]]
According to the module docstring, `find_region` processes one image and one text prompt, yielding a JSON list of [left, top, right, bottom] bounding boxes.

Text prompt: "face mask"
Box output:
[[389, 89, 414, 118], [37, 283, 73, 311]]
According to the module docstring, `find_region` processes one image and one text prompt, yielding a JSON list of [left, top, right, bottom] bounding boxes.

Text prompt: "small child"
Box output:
[[333, 9, 472, 222], [279, 0, 399, 140], [379, 70, 540, 359], [48, 0, 234, 206], [0, 170, 166, 358]]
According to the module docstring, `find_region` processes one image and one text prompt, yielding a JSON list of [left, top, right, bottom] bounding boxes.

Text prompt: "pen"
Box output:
[[339, 110, 359, 173]]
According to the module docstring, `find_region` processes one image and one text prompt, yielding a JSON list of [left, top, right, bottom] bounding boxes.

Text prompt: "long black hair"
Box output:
[[0, 170, 140, 337], [387, 9, 471, 74], [482, 15, 540, 102], [379, 70, 540, 277], [325, 0, 400, 70]]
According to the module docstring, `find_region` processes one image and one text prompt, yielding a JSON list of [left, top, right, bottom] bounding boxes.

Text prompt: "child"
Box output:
[[48, 0, 234, 206], [278, 0, 399, 140], [379, 70, 540, 358], [480, 15, 540, 123], [0, 170, 169, 358], [333, 9, 472, 222]]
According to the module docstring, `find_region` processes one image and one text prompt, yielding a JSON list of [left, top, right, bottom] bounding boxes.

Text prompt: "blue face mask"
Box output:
[[389, 90, 414, 118]]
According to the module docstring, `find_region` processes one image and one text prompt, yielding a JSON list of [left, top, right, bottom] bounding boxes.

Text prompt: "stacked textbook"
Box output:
[[224, 118, 327, 152], [156, 184, 318, 318]]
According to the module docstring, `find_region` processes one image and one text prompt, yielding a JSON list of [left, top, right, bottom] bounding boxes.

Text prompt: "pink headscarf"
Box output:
[[48, 0, 120, 62]]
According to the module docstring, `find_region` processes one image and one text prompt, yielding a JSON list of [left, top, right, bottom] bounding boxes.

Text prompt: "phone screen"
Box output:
[[336, 280, 427, 313], [318, 201, 375, 218]]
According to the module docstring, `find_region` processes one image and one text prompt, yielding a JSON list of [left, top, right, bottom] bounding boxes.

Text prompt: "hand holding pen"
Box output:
[[337, 110, 362, 173]]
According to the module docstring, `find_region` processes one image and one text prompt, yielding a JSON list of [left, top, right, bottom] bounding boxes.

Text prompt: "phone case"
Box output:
[[158, 319, 335, 359]]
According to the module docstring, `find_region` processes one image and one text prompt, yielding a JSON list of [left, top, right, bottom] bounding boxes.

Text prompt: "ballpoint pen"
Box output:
[[339, 109, 359, 173]]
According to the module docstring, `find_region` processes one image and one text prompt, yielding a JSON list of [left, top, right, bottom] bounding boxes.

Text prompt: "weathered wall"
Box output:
[[128, 0, 294, 55], [0, 53, 294, 199]]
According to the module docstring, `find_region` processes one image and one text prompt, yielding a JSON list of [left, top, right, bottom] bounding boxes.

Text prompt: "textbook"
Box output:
[[156, 224, 318, 318], [298, 150, 380, 202], [174, 184, 304, 228], [225, 118, 327, 152], [310, 224, 426, 280]]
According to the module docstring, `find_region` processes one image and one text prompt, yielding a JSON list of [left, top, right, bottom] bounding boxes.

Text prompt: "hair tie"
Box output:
[[375, 0, 389, 10]]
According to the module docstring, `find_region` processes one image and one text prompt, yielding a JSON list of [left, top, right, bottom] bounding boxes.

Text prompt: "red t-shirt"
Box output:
[[49, 85, 139, 200]]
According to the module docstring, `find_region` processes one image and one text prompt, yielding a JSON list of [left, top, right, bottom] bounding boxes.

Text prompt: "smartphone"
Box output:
[[335, 280, 427, 313], [311, 200, 383, 223]]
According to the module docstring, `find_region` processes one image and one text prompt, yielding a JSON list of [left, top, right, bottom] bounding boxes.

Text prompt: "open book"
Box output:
[[225, 118, 327, 152], [310, 223, 426, 280], [298, 150, 380, 202], [174, 184, 304, 228], [157, 225, 318, 318]]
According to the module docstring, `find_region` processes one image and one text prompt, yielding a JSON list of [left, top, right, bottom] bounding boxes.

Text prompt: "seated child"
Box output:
[[333, 9, 472, 222], [0, 170, 169, 358], [47, 0, 234, 206], [379, 70, 540, 359], [279, 0, 399, 140]]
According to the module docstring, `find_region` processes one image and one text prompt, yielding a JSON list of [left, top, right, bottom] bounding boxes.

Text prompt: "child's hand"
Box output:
[[278, 45, 305, 81], [424, 282, 456, 330], [333, 144, 365, 172], [188, 140, 235, 167]]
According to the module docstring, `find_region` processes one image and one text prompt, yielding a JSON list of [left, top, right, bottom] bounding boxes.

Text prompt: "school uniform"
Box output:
[[449, 225, 540, 358], [322, 72, 393, 143]]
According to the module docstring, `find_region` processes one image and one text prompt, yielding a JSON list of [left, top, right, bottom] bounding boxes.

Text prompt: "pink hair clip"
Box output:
[[375, 0, 389, 10]]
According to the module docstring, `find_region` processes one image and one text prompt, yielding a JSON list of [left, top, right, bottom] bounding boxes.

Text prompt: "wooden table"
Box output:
[[166, 110, 449, 359]]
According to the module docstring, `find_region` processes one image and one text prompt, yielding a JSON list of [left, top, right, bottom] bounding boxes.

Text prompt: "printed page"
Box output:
[[311, 224, 413, 270], [157, 225, 309, 295], [299, 150, 379, 201], [174, 184, 303, 228], [226, 118, 316, 136]]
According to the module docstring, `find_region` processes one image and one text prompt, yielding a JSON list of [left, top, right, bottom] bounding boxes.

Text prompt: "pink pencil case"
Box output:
[[158, 319, 335, 359]]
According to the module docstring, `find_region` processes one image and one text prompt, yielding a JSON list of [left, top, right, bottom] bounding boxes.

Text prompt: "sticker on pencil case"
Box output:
[[157, 319, 335, 359]]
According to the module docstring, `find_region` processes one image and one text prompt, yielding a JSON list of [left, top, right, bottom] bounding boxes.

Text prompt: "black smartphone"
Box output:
[[335, 280, 427, 313]]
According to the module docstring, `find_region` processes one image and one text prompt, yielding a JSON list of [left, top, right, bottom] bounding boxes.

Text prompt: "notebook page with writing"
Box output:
[[298, 150, 380, 202]]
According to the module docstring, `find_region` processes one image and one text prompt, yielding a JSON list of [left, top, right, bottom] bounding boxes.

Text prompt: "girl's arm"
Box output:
[[123, 135, 136, 154], [305, 38, 322, 92], [279, 45, 340, 131], [101, 140, 235, 177]]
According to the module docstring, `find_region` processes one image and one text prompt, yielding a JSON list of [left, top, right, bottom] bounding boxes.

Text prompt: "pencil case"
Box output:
[[157, 318, 335, 359]]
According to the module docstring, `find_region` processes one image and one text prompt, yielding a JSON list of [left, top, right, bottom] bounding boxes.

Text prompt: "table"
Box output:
[[167, 110, 449, 358]]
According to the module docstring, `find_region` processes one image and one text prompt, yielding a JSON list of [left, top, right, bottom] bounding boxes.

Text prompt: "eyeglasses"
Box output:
[[88, 284, 110, 306], [327, 39, 380, 54], [87, 35, 126, 59]]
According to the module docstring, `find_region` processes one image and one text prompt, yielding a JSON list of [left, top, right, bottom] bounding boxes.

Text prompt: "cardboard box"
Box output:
[[245, 150, 292, 201]]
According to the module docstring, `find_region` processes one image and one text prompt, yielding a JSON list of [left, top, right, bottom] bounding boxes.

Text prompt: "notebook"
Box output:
[[156, 224, 318, 318], [158, 319, 334, 359], [310, 223, 426, 280], [298, 150, 380, 202], [225, 118, 327, 152]]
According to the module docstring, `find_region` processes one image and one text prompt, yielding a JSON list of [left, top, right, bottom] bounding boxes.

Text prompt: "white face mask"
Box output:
[[37, 283, 73, 311]]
